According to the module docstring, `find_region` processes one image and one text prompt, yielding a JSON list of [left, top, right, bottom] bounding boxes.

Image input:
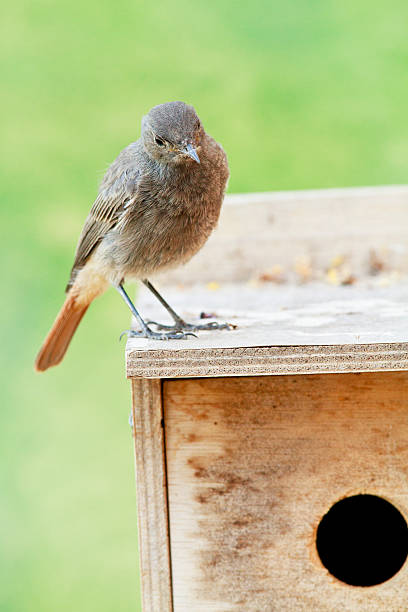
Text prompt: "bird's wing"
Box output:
[[66, 165, 141, 290]]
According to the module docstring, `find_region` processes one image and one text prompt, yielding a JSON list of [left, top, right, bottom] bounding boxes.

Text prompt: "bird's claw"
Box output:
[[193, 321, 232, 331], [147, 320, 232, 332], [120, 328, 196, 341], [119, 330, 131, 341], [146, 320, 174, 330]]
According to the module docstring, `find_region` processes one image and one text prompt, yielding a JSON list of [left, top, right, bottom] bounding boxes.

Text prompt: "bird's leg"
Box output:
[[143, 279, 231, 332], [116, 284, 196, 340]]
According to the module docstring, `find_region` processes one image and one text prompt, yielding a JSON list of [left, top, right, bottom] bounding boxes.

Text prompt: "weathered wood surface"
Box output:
[[126, 283, 408, 378], [131, 379, 172, 612], [164, 373, 408, 611], [154, 186, 408, 286], [128, 187, 408, 610]]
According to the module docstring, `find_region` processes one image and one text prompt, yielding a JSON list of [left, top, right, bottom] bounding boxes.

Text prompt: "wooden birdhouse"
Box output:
[[126, 186, 408, 611]]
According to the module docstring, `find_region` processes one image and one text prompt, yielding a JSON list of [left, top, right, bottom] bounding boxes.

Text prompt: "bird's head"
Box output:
[[142, 101, 203, 165]]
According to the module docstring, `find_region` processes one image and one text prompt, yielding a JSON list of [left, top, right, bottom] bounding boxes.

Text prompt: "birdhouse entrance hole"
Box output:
[[316, 494, 408, 586]]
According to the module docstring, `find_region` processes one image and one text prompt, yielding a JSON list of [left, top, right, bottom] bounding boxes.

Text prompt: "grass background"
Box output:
[[2, 1, 408, 609]]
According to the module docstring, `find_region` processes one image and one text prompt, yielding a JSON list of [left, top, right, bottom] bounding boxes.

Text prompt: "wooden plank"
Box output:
[[153, 186, 408, 286], [126, 283, 408, 378], [164, 373, 408, 611], [131, 379, 173, 612]]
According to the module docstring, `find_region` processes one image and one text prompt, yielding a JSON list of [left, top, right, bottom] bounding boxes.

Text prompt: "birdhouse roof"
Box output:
[[126, 187, 408, 379]]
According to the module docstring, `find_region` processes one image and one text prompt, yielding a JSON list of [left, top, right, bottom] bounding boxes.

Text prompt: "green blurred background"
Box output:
[[1, 1, 408, 609]]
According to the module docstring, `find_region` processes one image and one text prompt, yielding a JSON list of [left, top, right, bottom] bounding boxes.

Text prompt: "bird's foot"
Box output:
[[147, 319, 233, 332], [120, 327, 196, 341]]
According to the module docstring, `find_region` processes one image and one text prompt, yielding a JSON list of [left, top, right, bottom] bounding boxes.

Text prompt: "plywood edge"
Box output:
[[131, 379, 173, 611], [127, 342, 408, 379]]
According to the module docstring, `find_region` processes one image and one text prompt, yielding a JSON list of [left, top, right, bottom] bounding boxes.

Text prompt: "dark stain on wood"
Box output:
[[164, 373, 408, 611]]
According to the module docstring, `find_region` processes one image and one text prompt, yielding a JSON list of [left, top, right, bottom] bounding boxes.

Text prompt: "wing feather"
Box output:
[[66, 156, 140, 290]]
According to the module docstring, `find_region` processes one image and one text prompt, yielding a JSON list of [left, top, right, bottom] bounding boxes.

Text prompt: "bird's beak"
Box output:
[[184, 143, 200, 164]]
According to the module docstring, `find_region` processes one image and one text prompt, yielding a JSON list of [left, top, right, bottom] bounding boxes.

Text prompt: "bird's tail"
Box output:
[[35, 293, 89, 372]]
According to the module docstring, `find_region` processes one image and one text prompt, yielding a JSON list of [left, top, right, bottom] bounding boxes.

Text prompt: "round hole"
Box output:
[[316, 494, 408, 586]]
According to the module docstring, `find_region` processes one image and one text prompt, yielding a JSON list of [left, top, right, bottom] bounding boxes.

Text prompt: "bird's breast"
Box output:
[[99, 186, 223, 280], [97, 147, 229, 280]]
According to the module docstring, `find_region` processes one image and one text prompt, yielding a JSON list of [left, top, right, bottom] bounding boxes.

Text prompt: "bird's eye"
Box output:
[[155, 137, 165, 147]]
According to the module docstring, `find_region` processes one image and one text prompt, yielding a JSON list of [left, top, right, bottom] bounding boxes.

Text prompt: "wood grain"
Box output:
[[164, 373, 408, 611], [131, 379, 173, 612]]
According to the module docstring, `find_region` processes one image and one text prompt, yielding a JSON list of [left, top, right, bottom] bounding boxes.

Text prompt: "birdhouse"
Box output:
[[126, 186, 408, 611]]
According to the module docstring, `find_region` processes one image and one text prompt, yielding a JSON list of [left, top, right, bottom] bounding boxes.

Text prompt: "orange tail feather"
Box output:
[[35, 294, 89, 372]]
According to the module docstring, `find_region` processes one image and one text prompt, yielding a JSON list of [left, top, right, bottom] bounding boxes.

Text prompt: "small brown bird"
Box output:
[[35, 101, 230, 372]]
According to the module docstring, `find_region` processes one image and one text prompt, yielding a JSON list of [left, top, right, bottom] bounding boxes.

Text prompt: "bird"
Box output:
[[35, 101, 230, 372]]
